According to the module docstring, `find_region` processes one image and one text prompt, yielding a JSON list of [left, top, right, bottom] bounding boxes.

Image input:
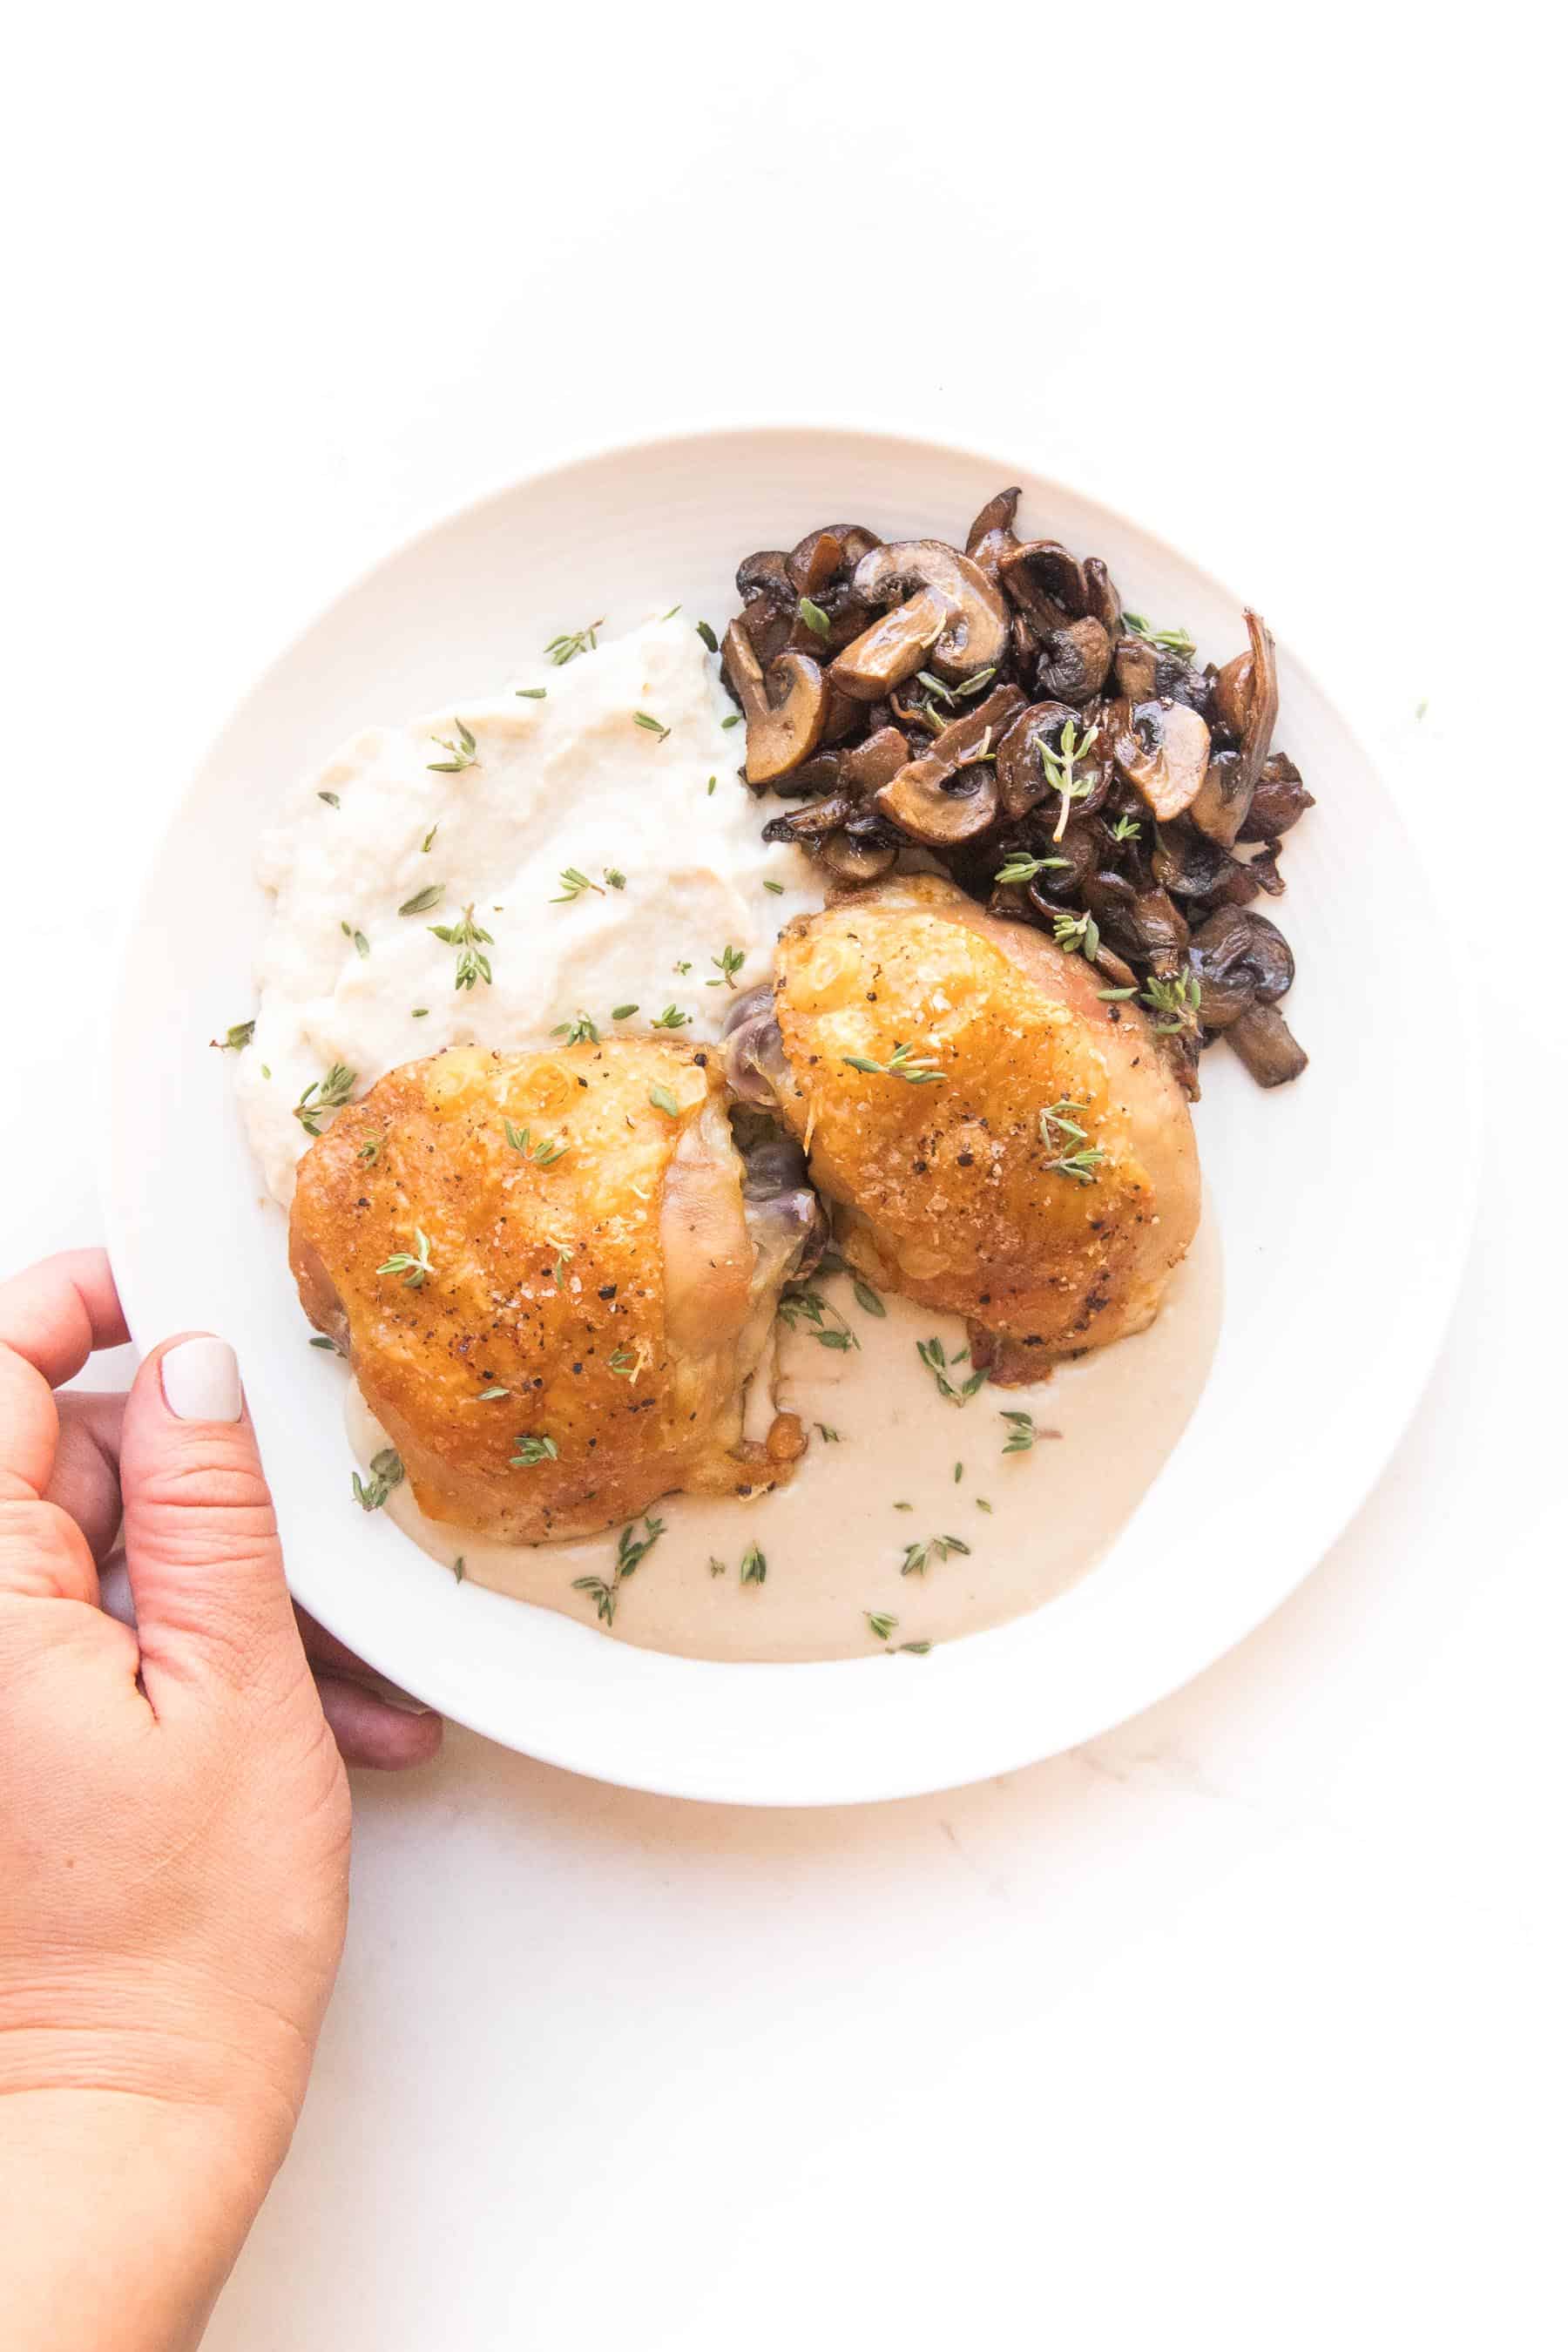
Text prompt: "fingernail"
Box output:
[[375, 1683, 436, 1717], [161, 1336, 243, 1423]]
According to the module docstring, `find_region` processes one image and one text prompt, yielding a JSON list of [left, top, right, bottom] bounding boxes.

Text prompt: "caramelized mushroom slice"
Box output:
[[819, 831, 898, 885], [841, 725, 911, 794], [1111, 698, 1213, 822], [872, 685, 1024, 847], [850, 540, 1010, 683], [787, 524, 880, 590], [1083, 557, 1123, 639], [997, 539, 1090, 633], [996, 700, 1109, 825], [828, 585, 954, 701], [964, 486, 1022, 585], [1112, 635, 1159, 700], [761, 794, 854, 844], [721, 620, 828, 787], [1213, 610, 1280, 801], [1036, 618, 1112, 704], [1227, 1003, 1308, 1087], [1240, 751, 1315, 841], [1187, 746, 1254, 848]]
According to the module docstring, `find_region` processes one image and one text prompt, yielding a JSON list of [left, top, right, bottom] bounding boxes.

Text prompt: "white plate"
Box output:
[[103, 426, 1475, 1806]]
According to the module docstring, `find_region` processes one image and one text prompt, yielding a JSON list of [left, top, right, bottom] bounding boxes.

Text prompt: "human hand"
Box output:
[[0, 1251, 440, 2350]]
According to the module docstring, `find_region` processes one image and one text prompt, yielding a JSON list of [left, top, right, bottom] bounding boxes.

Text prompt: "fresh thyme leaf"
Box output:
[[706, 776, 717, 795], [350, 929, 370, 959], [611, 1003, 639, 1020], [652, 1004, 691, 1030], [293, 1064, 356, 1136], [210, 1021, 255, 1051], [852, 1279, 886, 1319], [421, 824, 439, 853], [318, 790, 340, 808], [551, 867, 603, 902], [709, 1556, 726, 1577], [428, 716, 478, 774], [453, 1556, 466, 1582], [916, 1336, 989, 1406], [1051, 908, 1100, 961], [551, 1248, 571, 1285], [478, 1387, 510, 1400], [308, 1335, 341, 1352], [955, 666, 998, 700], [900, 1532, 971, 1578], [399, 883, 445, 917], [1139, 970, 1203, 1036], [1038, 1098, 1090, 1148], [545, 618, 604, 666], [1124, 612, 1197, 659], [1037, 717, 1101, 843], [916, 669, 956, 706], [376, 1227, 435, 1288], [551, 1011, 600, 1044], [411, 1008, 429, 1018], [777, 1288, 861, 1351], [977, 1498, 993, 1514], [1046, 1146, 1106, 1184], [428, 903, 494, 991], [841, 1039, 946, 1086], [709, 943, 745, 989], [661, 605, 681, 620], [798, 596, 831, 639], [351, 1448, 404, 1511], [762, 877, 783, 892], [996, 850, 1071, 886], [739, 1544, 767, 1586], [1096, 986, 1136, 1001], [696, 620, 719, 652], [510, 1433, 559, 1468], [896, 1641, 933, 1655], [633, 712, 671, 742], [722, 713, 743, 729], [502, 1119, 569, 1166], [866, 1612, 897, 1640], [649, 1084, 680, 1118], [357, 1137, 382, 1165], [608, 1347, 638, 1377], [604, 868, 627, 890], [1000, 1410, 1038, 1454], [1108, 814, 1141, 841], [617, 1514, 666, 1576], [954, 1461, 963, 1483], [814, 1423, 841, 1443], [672, 960, 692, 976], [515, 686, 547, 700]]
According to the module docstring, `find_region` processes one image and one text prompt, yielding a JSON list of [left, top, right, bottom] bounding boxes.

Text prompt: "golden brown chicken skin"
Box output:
[[289, 1042, 819, 1542], [751, 874, 1200, 1375]]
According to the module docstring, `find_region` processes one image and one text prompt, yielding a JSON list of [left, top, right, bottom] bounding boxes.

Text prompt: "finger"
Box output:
[[314, 1673, 443, 1771], [295, 1605, 395, 1684], [118, 1334, 306, 1706], [0, 1252, 128, 1499], [44, 1392, 126, 1564], [0, 1495, 100, 1605]]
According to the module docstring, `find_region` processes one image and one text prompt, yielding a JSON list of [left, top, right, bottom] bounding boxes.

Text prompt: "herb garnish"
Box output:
[[604, 868, 627, 891], [649, 1084, 680, 1118], [722, 713, 743, 729], [515, 686, 547, 700], [608, 1347, 638, 1377], [571, 1514, 666, 1624], [545, 618, 604, 666], [503, 1119, 569, 1166], [453, 1556, 466, 1582], [341, 922, 370, 959], [318, 790, 340, 808], [633, 712, 671, 743], [377, 1228, 435, 1288], [1108, 813, 1141, 842], [815, 1423, 842, 1443], [798, 596, 831, 639], [995, 850, 1071, 887], [294, 1064, 356, 1135], [852, 1279, 886, 1318], [427, 717, 478, 774], [866, 1612, 897, 1641], [551, 867, 603, 902], [429, 904, 494, 990], [1124, 612, 1197, 659], [1000, 1410, 1039, 1454], [708, 944, 745, 989], [1051, 909, 1100, 960], [899, 1533, 971, 1577], [211, 1021, 255, 1051], [762, 878, 783, 893], [652, 1004, 692, 1030], [308, 1334, 341, 1354], [510, 1433, 559, 1469], [841, 1040, 946, 1085], [552, 1012, 600, 1045], [916, 1336, 988, 1405], [399, 883, 445, 917], [1140, 970, 1202, 1037], [739, 1544, 767, 1586], [696, 619, 719, 652], [1039, 717, 1100, 843], [778, 1288, 860, 1352], [357, 1137, 382, 1165], [352, 1447, 404, 1511], [891, 1642, 932, 1656], [477, 1386, 509, 1401]]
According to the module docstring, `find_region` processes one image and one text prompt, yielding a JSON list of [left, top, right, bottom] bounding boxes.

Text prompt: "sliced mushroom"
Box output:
[[1111, 697, 1213, 822], [1213, 610, 1280, 801], [828, 585, 954, 701], [964, 487, 1022, 585], [841, 725, 911, 794], [721, 620, 828, 787], [736, 550, 793, 605], [777, 751, 843, 800], [1036, 618, 1112, 704], [1083, 557, 1123, 639], [1112, 635, 1159, 700], [820, 831, 897, 885], [821, 685, 868, 745], [1186, 745, 1254, 848], [997, 700, 1111, 825], [997, 539, 1090, 633], [1240, 751, 1315, 841], [1188, 908, 1295, 1036], [850, 541, 1011, 683], [872, 685, 1024, 846], [761, 794, 854, 844], [787, 524, 880, 591], [1227, 1002, 1308, 1087], [1151, 821, 1247, 901]]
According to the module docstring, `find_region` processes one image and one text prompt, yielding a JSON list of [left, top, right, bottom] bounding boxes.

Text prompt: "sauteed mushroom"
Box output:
[[851, 540, 1010, 683], [873, 685, 1023, 846], [1036, 617, 1112, 704], [1241, 751, 1315, 840], [829, 586, 954, 700], [1112, 698, 1213, 822], [721, 620, 828, 786]]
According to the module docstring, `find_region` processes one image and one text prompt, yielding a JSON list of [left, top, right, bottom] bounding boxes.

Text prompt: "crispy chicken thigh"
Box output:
[[290, 1042, 821, 1541], [727, 874, 1200, 1375]]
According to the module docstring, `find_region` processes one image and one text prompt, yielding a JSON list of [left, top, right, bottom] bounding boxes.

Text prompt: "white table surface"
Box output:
[[6, 6, 1563, 2345]]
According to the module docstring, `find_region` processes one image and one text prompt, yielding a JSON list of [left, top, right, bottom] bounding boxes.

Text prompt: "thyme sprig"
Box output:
[[899, 1532, 971, 1578], [1140, 970, 1203, 1037], [551, 1012, 599, 1044], [1039, 717, 1100, 842], [377, 1227, 434, 1288], [211, 1021, 254, 1051], [294, 1064, 356, 1135], [841, 1039, 947, 1085], [916, 1336, 988, 1406], [1124, 612, 1197, 659], [571, 1514, 666, 1624], [545, 618, 604, 666], [1052, 909, 1101, 960], [428, 716, 477, 774], [865, 1612, 898, 1641], [503, 1119, 569, 1166], [739, 1544, 767, 1586], [551, 867, 603, 902], [510, 1433, 559, 1469], [651, 1004, 692, 1030], [633, 712, 671, 743], [429, 903, 493, 990], [708, 944, 746, 989], [351, 1447, 404, 1512], [778, 1287, 860, 1352], [996, 849, 1071, 887]]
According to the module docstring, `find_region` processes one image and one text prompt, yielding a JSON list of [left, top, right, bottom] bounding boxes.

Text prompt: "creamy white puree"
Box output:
[[238, 614, 822, 1205], [347, 1221, 1221, 1665]]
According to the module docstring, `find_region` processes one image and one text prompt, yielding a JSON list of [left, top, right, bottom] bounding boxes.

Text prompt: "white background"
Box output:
[[5, 5, 1565, 2347]]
